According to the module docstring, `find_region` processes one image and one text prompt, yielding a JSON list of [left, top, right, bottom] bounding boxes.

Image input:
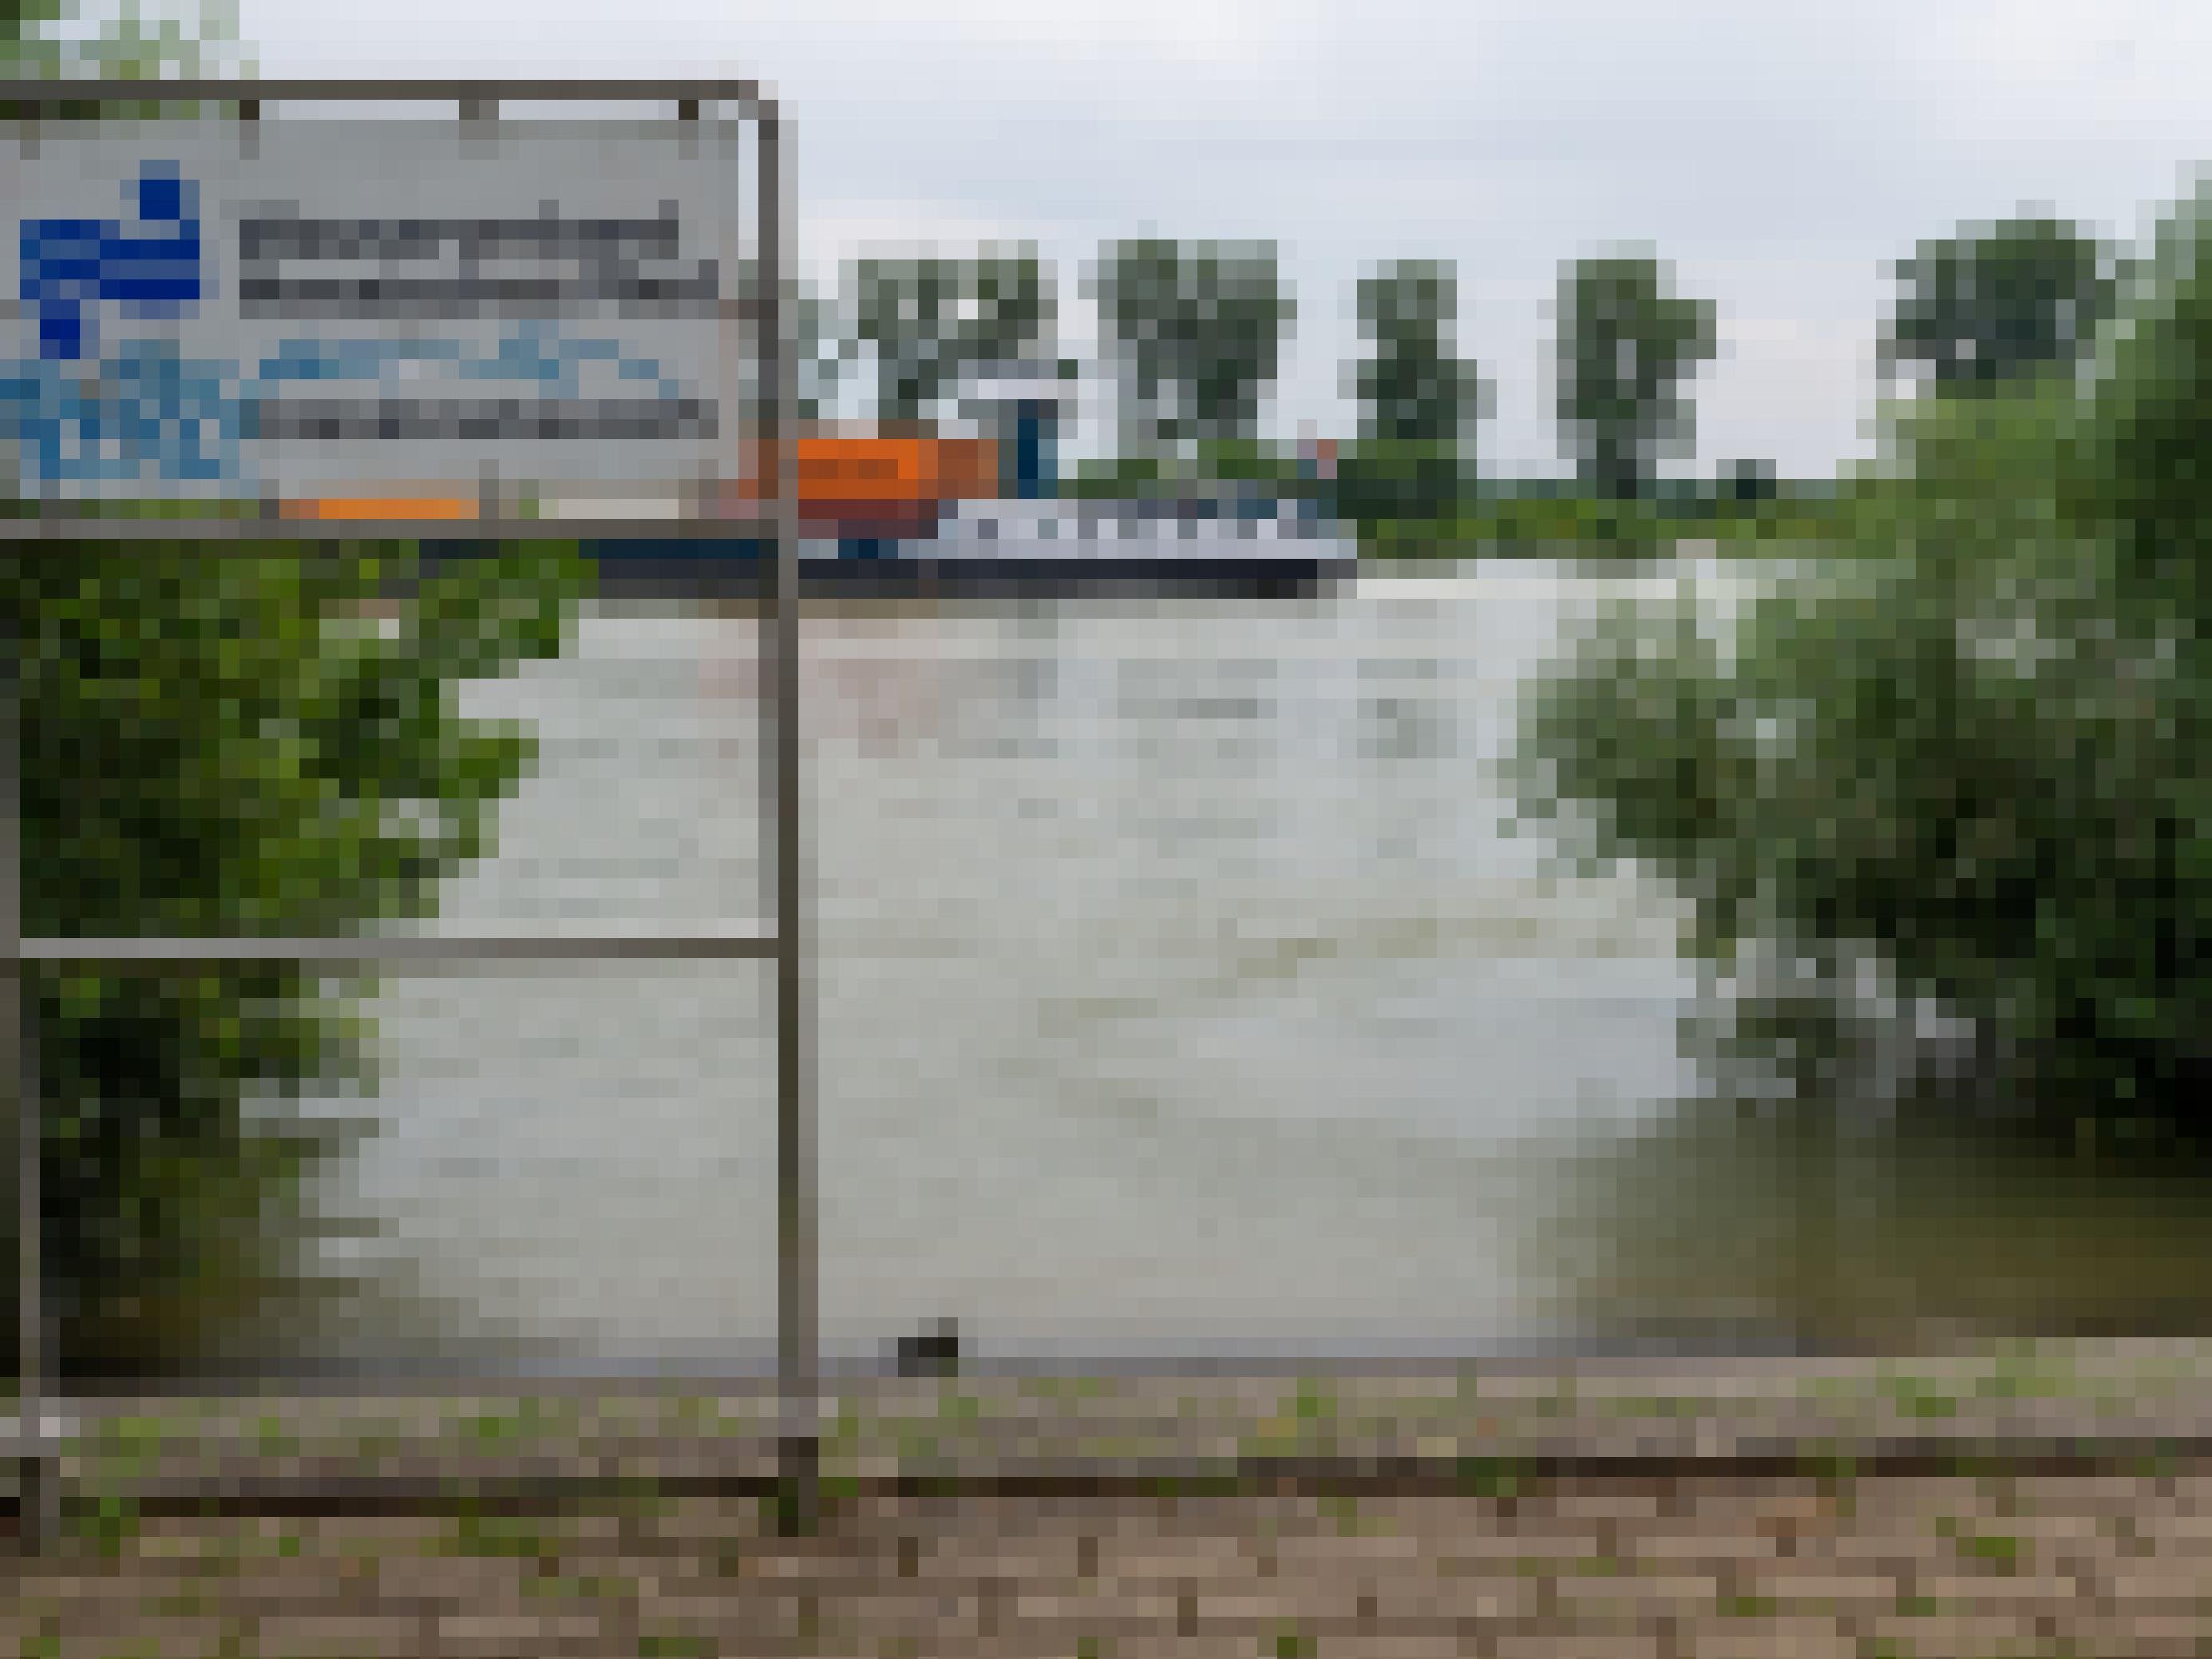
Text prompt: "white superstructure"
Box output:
[[940, 497, 1353, 561]]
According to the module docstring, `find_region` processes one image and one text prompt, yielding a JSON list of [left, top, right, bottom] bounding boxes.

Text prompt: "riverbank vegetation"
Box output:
[[1511, 184, 2210, 1147], [2, 537, 587, 1378]]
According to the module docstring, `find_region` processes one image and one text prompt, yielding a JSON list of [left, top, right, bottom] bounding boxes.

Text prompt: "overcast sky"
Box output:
[[235, 0, 2212, 476]]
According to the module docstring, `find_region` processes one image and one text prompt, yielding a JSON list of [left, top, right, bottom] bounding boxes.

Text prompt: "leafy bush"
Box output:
[[4, 539, 586, 1376], [1512, 187, 2212, 1142]]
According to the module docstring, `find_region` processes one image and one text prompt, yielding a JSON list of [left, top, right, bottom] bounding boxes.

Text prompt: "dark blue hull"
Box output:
[[580, 537, 1352, 600]]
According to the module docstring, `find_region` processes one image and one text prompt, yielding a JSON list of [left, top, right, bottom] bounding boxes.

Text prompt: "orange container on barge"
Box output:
[[286, 434, 1002, 540], [730, 434, 999, 537]]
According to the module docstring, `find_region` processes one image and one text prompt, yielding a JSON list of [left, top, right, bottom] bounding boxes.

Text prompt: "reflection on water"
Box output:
[[1545, 1083, 2212, 1350], [271, 555, 2212, 1376]]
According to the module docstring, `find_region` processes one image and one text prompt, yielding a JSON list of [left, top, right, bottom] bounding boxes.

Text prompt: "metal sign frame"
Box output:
[[0, 78, 813, 1550]]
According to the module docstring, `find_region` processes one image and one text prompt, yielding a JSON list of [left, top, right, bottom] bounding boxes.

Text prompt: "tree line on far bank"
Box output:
[[800, 216, 2121, 540]]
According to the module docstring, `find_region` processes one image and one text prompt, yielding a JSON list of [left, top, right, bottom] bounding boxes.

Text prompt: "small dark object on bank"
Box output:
[[895, 1317, 961, 1377]]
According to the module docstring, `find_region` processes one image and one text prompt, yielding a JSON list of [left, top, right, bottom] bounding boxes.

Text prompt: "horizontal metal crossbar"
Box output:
[[0, 517, 781, 544], [0, 78, 771, 116], [9, 932, 778, 964]]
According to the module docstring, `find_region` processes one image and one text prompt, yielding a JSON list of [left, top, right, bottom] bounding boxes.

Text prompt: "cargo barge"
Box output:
[[584, 496, 1355, 599], [307, 414, 1355, 597]]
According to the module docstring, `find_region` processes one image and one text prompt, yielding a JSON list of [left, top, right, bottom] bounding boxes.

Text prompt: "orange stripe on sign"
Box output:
[[293, 497, 479, 521]]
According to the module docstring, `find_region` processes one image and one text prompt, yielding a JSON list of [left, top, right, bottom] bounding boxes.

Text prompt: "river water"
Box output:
[[294, 552, 2212, 1376]]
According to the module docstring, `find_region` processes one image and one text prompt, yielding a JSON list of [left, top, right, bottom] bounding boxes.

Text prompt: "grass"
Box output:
[[936, 1389, 983, 1425], [1877, 1376, 1963, 1419], [65, 1491, 146, 1558], [1454, 1456, 1533, 1499], [1354, 501, 1857, 560], [1955, 1530, 2024, 1572], [1717, 1593, 1779, 1617], [446, 1512, 558, 1561], [1291, 1377, 1337, 1423], [1597, 1394, 1711, 1419], [458, 1392, 582, 1447], [16, 1340, 2210, 1507]]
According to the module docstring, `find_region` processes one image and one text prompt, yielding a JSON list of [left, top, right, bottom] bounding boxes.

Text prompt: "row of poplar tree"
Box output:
[[799, 217, 2120, 502]]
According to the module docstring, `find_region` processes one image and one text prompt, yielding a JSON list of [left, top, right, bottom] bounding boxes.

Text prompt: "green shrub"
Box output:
[[3, 539, 586, 1376], [1513, 183, 2212, 1139]]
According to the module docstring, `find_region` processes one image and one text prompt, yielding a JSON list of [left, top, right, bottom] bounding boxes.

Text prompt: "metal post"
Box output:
[[5, 599, 57, 1555], [8, 982, 48, 1560], [758, 104, 818, 1534]]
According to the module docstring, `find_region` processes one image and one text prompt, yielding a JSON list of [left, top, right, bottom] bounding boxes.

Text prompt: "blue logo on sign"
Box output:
[[4, 161, 239, 489], [20, 162, 203, 361]]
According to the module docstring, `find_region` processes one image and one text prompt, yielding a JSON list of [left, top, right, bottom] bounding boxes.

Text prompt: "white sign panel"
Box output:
[[3, 119, 749, 509]]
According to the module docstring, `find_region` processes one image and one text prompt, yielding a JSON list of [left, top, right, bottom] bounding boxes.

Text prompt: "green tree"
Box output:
[[5, 0, 239, 72], [850, 251, 1051, 425], [3, 0, 250, 117], [1883, 216, 2117, 398], [1554, 252, 1716, 501], [736, 262, 850, 426], [1351, 259, 1486, 445], [1337, 259, 1487, 529], [1514, 184, 2212, 1147], [796, 281, 852, 426], [1088, 238, 1294, 460], [2060, 195, 2212, 631], [3, 1, 588, 1375], [1718, 458, 1777, 505]]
